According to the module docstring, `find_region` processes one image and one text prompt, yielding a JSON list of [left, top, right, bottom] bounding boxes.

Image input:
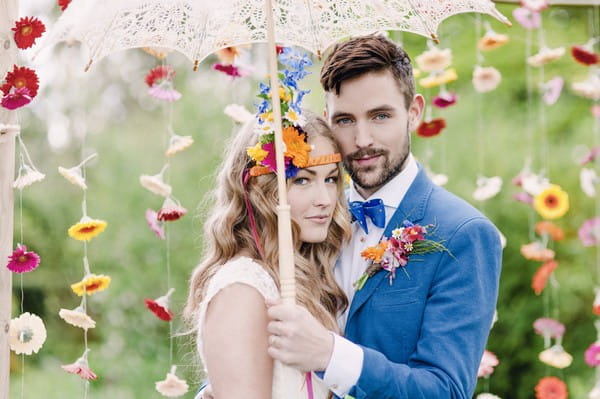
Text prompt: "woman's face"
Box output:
[[288, 136, 340, 243]]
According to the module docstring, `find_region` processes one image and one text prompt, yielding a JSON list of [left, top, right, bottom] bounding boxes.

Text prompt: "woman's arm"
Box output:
[[203, 283, 273, 399]]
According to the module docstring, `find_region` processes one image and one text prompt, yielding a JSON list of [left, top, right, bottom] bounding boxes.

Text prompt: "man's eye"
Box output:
[[374, 113, 390, 120]]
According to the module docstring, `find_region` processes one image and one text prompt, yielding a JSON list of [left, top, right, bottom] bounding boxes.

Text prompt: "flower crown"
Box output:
[[246, 47, 341, 178]]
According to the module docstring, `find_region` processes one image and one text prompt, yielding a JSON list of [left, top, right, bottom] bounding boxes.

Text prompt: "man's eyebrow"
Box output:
[[331, 105, 395, 120]]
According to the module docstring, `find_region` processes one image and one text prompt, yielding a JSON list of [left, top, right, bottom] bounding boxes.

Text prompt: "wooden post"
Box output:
[[0, 0, 18, 398]]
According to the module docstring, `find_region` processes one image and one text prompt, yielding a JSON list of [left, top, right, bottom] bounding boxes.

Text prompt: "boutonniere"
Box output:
[[354, 220, 450, 290]]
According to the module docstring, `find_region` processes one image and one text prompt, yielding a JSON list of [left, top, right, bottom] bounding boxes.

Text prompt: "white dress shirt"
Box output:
[[321, 154, 419, 397]]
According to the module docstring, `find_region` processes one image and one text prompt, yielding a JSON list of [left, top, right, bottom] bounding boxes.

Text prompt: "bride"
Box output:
[[183, 100, 351, 398]]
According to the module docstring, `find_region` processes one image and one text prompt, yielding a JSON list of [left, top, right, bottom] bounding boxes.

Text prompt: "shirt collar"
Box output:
[[348, 153, 419, 209]]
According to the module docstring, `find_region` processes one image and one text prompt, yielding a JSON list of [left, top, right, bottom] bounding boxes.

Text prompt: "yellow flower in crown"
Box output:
[[247, 142, 268, 163], [68, 216, 107, 241], [283, 126, 312, 168], [71, 274, 111, 296], [419, 68, 458, 89], [534, 184, 569, 220]]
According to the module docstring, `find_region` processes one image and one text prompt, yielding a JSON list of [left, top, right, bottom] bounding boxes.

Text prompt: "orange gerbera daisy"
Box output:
[[535, 221, 565, 241], [12, 17, 45, 49], [534, 184, 569, 220], [521, 241, 555, 262], [283, 126, 311, 168], [532, 260, 558, 295], [478, 32, 510, 51], [361, 240, 389, 264], [535, 376, 568, 399], [1, 65, 39, 97]]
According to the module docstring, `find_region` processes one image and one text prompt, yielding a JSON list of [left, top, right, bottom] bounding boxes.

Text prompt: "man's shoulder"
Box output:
[[426, 184, 494, 229]]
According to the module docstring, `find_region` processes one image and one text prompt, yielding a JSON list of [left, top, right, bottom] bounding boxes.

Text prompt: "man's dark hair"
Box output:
[[320, 34, 416, 108]]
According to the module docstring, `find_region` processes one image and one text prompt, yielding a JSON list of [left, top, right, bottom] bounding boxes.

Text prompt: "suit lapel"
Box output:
[[345, 166, 434, 328]]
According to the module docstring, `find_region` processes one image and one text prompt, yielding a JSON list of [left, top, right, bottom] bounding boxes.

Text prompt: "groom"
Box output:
[[266, 35, 502, 398]]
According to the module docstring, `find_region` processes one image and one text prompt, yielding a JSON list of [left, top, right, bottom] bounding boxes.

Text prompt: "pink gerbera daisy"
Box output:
[[6, 244, 40, 273], [585, 342, 600, 367], [1, 87, 32, 110], [145, 209, 165, 239], [62, 350, 98, 380]]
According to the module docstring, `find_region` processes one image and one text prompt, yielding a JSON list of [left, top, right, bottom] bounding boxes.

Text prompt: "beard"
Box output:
[[343, 122, 410, 192]]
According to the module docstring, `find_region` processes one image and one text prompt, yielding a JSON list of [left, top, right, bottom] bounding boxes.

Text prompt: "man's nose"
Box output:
[[355, 120, 373, 148]]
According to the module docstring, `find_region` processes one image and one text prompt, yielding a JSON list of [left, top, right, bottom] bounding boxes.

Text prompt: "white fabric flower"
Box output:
[[166, 134, 194, 157], [415, 47, 452, 73], [477, 394, 502, 399], [522, 173, 550, 196], [581, 167, 598, 197], [472, 66, 501, 93], [9, 312, 47, 355], [572, 74, 600, 101], [589, 383, 600, 399], [58, 166, 87, 189], [539, 345, 573, 369], [59, 306, 96, 330], [156, 365, 189, 397], [13, 164, 45, 190], [140, 165, 172, 197], [426, 169, 448, 186], [224, 103, 254, 124], [473, 176, 503, 201], [527, 47, 565, 67]]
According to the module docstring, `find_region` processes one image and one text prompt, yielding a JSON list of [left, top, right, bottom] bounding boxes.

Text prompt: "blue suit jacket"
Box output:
[[344, 166, 502, 399]]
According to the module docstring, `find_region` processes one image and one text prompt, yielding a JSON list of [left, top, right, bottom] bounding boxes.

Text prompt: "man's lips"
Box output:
[[353, 154, 381, 166]]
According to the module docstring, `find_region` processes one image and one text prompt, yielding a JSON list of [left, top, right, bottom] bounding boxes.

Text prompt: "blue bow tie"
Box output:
[[349, 199, 386, 234]]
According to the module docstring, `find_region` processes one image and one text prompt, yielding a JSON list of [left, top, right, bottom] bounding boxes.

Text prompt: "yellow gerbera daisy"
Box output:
[[418, 68, 458, 89], [534, 184, 569, 220], [68, 216, 108, 241], [71, 274, 111, 296], [247, 142, 268, 163], [283, 126, 311, 168]]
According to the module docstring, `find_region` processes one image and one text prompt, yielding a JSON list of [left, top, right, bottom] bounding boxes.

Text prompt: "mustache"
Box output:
[[347, 148, 388, 161]]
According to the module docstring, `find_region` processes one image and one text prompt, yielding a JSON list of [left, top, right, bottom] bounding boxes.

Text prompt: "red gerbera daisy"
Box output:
[[145, 65, 175, 87], [58, 0, 71, 11], [144, 289, 175, 322], [2, 65, 39, 98], [571, 45, 599, 66], [12, 17, 46, 49], [534, 376, 568, 399], [416, 118, 446, 138]]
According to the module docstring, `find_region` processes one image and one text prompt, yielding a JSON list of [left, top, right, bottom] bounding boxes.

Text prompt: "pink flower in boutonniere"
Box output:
[[354, 220, 450, 290]]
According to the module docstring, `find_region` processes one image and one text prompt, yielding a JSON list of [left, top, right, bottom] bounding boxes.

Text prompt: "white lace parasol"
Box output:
[[40, 0, 510, 71]]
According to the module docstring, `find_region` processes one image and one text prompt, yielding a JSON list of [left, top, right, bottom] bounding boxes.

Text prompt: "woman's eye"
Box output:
[[293, 177, 309, 185], [325, 176, 338, 184]]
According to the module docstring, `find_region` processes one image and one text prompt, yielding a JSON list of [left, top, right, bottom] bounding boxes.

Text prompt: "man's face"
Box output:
[[325, 70, 424, 198]]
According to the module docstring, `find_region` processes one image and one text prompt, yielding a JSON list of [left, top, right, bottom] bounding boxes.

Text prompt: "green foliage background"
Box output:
[[8, 3, 600, 398]]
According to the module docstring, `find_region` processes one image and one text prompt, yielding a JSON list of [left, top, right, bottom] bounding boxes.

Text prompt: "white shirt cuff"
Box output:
[[321, 333, 363, 397]]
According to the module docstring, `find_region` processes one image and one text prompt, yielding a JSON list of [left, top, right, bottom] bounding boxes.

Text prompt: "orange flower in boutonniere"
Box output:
[[354, 220, 450, 290]]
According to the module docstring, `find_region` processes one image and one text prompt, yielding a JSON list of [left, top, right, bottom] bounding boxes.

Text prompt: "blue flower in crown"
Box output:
[[247, 47, 313, 178]]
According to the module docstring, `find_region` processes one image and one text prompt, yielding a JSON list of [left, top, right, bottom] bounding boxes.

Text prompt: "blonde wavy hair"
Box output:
[[183, 112, 351, 334]]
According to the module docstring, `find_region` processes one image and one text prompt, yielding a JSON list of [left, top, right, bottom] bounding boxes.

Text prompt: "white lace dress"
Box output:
[[196, 256, 329, 399]]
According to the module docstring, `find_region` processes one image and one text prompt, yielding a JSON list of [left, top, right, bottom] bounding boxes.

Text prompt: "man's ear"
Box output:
[[408, 94, 425, 132]]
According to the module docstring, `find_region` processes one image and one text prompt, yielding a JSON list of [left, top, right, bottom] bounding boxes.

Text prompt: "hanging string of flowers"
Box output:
[[140, 48, 190, 397], [3, 12, 47, 399]]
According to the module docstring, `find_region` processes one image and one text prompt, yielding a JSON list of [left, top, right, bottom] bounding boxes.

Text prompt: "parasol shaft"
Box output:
[[265, 0, 296, 305]]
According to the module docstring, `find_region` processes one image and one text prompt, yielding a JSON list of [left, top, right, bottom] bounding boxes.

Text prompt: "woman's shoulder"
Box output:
[[205, 256, 279, 302]]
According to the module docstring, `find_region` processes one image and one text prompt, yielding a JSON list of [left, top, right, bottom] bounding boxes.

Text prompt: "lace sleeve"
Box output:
[[196, 257, 279, 362]]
